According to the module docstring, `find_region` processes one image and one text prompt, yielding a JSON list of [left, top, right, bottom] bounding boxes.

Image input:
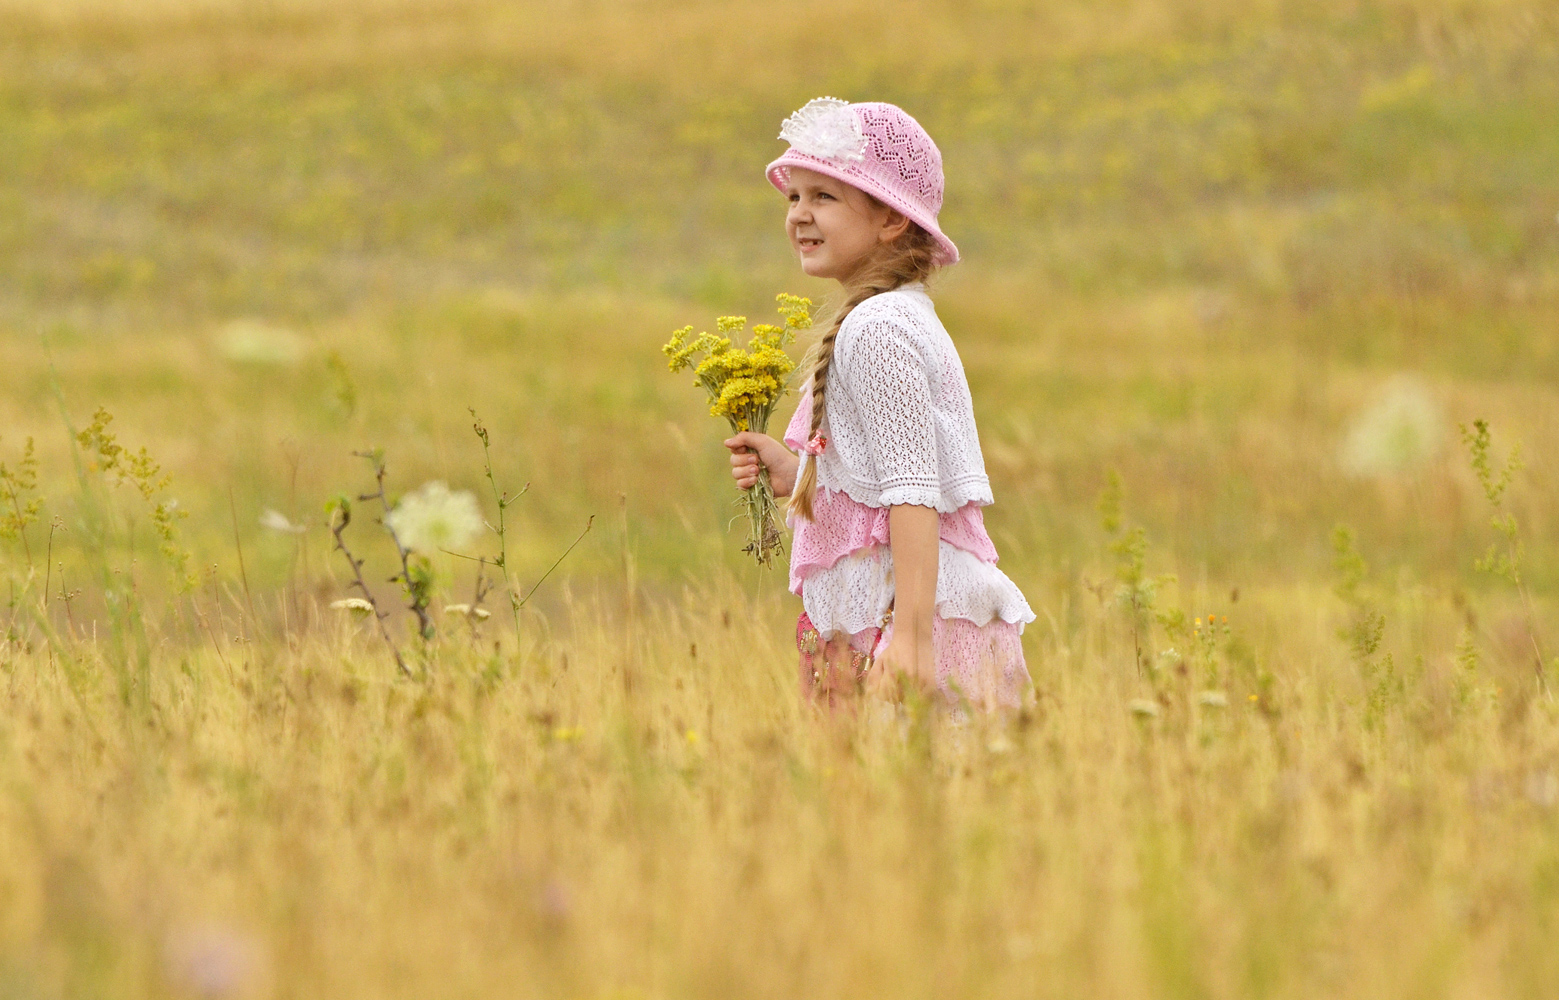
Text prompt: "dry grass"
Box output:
[[2, 0, 1559, 996]]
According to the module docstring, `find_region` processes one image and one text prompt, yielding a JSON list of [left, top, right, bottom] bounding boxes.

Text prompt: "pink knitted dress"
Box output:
[[783, 286, 1034, 710]]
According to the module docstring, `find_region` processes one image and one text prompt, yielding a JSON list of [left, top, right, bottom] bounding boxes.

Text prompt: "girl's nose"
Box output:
[[787, 202, 811, 225]]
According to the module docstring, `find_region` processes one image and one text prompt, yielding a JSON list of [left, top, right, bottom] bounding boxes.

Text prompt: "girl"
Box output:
[[725, 98, 1035, 710]]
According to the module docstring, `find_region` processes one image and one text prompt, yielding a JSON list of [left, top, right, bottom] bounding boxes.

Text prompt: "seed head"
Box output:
[[330, 598, 375, 617]]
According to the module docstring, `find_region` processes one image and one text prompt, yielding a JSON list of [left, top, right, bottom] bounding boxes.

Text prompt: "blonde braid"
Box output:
[[788, 223, 940, 521]]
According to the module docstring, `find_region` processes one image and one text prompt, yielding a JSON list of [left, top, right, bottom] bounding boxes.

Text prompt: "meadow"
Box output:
[[2, 0, 1559, 995]]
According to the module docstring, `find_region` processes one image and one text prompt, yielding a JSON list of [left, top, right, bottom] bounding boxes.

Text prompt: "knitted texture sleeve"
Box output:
[[842, 306, 941, 508], [815, 288, 993, 513]]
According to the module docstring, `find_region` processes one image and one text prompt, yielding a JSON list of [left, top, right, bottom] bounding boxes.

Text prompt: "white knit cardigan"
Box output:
[[804, 285, 994, 513]]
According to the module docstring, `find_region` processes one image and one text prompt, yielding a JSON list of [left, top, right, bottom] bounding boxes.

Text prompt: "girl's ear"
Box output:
[[878, 209, 912, 244]]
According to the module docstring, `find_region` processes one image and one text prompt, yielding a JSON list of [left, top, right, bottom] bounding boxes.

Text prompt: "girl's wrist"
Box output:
[[891, 607, 935, 635]]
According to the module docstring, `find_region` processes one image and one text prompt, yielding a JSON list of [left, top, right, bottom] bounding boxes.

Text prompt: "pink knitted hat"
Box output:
[[766, 98, 959, 267]]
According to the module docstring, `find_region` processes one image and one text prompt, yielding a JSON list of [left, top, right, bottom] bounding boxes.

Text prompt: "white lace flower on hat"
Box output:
[[778, 97, 866, 163]]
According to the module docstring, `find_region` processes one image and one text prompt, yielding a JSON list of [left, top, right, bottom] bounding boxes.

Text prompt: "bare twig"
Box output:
[[519, 516, 595, 609], [44, 516, 62, 609], [328, 495, 411, 678], [56, 564, 80, 636], [353, 450, 435, 644], [464, 555, 494, 640], [228, 486, 258, 635], [473, 555, 493, 609], [470, 409, 529, 637]]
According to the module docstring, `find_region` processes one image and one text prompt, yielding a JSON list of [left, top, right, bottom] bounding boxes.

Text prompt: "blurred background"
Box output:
[[2, 0, 1556, 621]]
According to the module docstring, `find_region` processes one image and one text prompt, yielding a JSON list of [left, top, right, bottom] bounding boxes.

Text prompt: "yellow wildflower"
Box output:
[[660, 294, 812, 567]]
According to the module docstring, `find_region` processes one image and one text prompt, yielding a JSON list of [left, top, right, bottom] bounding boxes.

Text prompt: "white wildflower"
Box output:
[[258, 508, 307, 534], [1006, 934, 1038, 960], [1340, 377, 1443, 477], [443, 604, 491, 620], [537, 878, 571, 922], [1129, 699, 1160, 718], [778, 97, 866, 162], [216, 318, 306, 365], [330, 598, 374, 616], [384, 481, 484, 554], [1197, 690, 1229, 708], [985, 734, 1014, 755], [164, 924, 264, 1000], [1525, 772, 1559, 808]]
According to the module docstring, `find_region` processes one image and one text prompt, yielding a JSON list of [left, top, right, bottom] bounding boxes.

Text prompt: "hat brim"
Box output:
[[766, 150, 960, 267]]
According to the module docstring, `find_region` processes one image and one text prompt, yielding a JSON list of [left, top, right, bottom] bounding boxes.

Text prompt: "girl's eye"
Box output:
[[817, 192, 834, 200]]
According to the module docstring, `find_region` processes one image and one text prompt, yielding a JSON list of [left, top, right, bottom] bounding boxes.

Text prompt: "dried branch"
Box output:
[[327, 493, 410, 678]]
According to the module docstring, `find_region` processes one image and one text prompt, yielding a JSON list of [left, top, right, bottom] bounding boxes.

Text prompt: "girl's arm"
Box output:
[[724, 432, 799, 497], [869, 503, 938, 695]]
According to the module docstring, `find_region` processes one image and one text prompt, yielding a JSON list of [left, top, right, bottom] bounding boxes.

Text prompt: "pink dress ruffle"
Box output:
[[787, 484, 999, 596], [783, 390, 998, 592]]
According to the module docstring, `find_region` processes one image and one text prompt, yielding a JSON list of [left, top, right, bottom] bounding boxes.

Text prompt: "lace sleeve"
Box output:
[[838, 312, 941, 508]]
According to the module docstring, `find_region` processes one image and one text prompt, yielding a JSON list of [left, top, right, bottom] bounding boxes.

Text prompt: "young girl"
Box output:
[[725, 98, 1035, 710]]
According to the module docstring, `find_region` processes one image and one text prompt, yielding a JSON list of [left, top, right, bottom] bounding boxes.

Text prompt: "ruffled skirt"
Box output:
[[795, 611, 1029, 711], [796, 542, 1034, 710]]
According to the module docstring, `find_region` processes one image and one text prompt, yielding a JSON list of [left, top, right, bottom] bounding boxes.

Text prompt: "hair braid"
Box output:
[[788, 223, 940, 521]]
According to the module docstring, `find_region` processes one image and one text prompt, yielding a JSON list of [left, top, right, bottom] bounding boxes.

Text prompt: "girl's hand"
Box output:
[[724, 432, 799, 497], [865, 625, 936, 700]]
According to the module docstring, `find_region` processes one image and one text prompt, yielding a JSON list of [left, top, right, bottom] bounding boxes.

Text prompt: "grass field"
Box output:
[[2, 0, 1559, 996]]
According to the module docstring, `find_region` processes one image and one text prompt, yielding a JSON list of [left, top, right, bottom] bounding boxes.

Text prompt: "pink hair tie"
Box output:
[[801, 433, 828, 457]]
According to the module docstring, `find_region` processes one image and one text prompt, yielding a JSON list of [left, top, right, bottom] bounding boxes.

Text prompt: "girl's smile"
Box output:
[[784, 167, 909, 281]]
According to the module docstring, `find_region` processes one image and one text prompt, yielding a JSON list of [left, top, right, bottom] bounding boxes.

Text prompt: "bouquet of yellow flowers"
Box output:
[[663, 293, 812, 567]]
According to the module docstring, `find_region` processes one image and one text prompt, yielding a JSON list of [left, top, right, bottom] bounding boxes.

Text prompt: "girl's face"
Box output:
[[784, 167, 910, 282]]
